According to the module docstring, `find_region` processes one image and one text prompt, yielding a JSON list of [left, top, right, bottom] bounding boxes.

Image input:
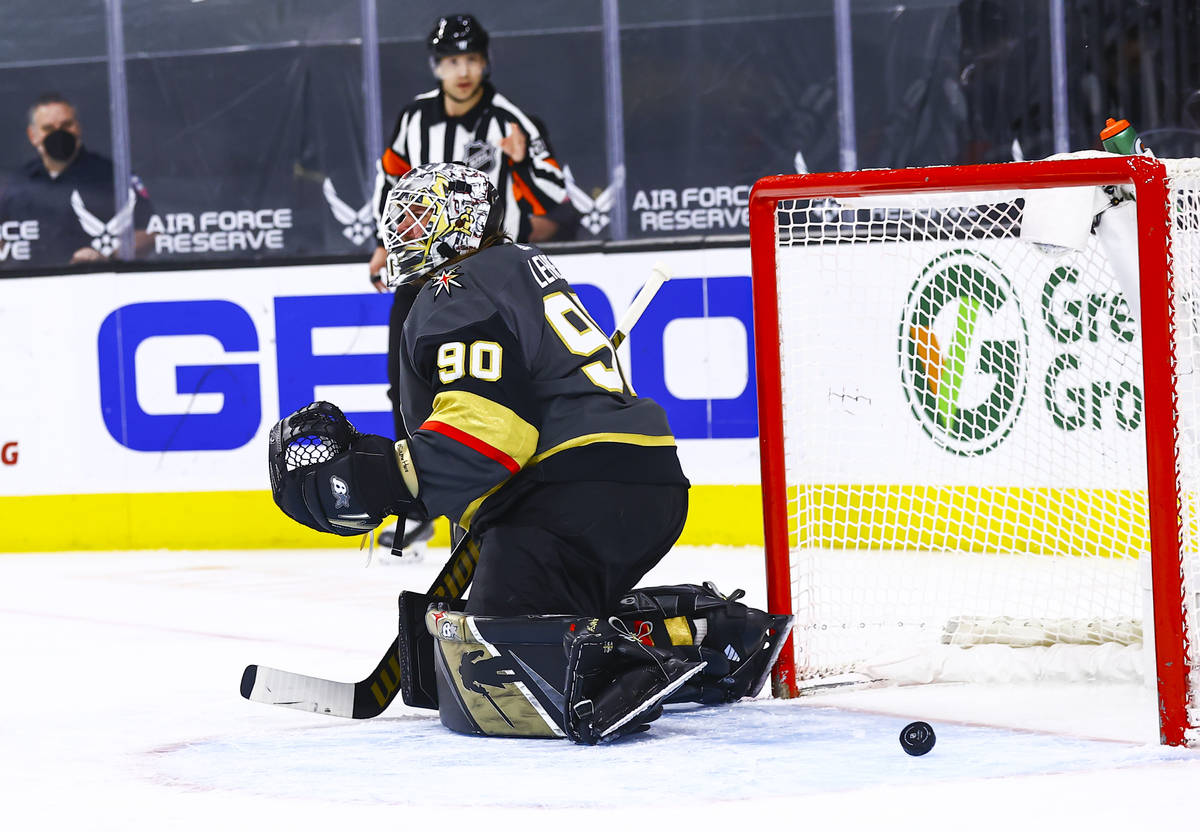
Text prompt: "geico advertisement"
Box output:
[[0, 248, 759, 496], [778, 239, 1148, 489]]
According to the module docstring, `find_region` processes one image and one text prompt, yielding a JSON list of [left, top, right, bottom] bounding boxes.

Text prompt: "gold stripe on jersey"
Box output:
[[427, 390, 538, 468], [459, 479, 507, 531], [528, 432, 677, 466]]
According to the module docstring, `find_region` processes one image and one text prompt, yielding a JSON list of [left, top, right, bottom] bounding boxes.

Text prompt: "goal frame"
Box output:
[[748, 155, 1189, 745]]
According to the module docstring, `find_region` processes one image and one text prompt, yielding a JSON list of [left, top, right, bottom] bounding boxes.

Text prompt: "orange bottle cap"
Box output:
[[1100, 118, 1131, 140]]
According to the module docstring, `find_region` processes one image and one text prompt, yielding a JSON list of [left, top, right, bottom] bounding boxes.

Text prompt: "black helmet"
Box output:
[[428, 14, 489, 61]]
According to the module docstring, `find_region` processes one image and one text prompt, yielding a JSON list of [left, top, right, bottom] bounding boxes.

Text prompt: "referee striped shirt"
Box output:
[[373, 82, 569, 243]]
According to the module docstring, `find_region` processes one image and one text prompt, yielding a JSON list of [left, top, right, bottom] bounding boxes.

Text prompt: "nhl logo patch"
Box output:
[[464, 139, 498, 173]]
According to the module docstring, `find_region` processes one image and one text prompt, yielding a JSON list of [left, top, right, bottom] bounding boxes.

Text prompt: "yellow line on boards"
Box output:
[[2, 485, 1166, 556], [0, 485, 768, 552]]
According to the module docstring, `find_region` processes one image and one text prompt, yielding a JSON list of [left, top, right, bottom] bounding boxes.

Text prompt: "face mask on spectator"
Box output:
[[42, 129, 77, 162]]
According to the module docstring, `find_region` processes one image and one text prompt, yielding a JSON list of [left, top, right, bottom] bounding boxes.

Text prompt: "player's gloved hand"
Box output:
[[268, 401, 420, 536]]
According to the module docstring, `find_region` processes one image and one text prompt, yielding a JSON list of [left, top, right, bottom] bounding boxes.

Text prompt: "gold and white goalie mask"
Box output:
[[379, 162, 503, 286]]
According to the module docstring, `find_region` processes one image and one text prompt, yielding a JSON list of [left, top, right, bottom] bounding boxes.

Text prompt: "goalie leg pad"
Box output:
[[396, 591, 466, 710], [564, 620, 707, 745], [425, 609, 706, 744], [613, 582, 794, 704], [428, 607, 583, 739]]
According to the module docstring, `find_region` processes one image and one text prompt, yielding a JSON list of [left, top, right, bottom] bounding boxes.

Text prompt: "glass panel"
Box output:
[[851, 0, 979, 168], [1066, 0, 1200, 158], [0, 0, 112, 271], [124, 8, 365, 263], [121, 0, 361, 53], [949, 0, 1057, 165], [377, 2, 601, 40], [376, 4, 605, 242], [620, 2, 835, 239], [0, 0, 108, 63]]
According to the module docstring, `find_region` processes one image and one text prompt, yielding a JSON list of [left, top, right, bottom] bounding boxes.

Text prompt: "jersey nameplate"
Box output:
[[528, 254, 562, 289]]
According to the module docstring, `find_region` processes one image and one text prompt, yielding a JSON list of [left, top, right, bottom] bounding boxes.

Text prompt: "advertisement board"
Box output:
[[0, 247, 762, 550], [778, 240, 1145, 489]]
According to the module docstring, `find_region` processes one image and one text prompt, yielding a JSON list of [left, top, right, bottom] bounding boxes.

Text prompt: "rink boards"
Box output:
[[0, 248, 763, 551]]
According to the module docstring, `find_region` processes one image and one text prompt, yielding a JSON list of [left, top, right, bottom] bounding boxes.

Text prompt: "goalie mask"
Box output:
[[379, 162, 504, 287]]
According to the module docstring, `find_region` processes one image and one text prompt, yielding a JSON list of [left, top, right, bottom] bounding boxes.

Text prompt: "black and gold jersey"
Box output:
[[398, 241, 688, 531]]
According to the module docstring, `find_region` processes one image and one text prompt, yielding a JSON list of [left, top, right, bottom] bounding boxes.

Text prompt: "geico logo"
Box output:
[[1, 442, 17, 465], [1, 220, 38, 241], [93, 277, 758, 453]]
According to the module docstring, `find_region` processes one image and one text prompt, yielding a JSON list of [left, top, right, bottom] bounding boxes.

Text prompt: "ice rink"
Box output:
[[3, 544, 1198, 831]]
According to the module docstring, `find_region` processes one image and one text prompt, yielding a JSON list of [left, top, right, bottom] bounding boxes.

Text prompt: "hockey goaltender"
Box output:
[[253, 162, 792, 744]]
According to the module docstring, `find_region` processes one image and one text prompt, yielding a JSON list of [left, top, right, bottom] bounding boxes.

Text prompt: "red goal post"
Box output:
[[748, 156, 1194, 745]]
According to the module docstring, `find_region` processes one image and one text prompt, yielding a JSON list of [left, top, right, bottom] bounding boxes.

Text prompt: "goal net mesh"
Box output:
[[767, 161, 1200, 737]]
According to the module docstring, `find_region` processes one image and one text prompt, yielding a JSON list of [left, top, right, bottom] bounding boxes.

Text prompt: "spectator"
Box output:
[[0, 92, 153, 267]]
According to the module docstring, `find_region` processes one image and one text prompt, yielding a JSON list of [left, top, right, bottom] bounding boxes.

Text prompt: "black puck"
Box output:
[[900, 721, 936, 756]]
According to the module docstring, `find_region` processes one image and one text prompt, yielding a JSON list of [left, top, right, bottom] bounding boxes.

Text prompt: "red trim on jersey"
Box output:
[[421, 420, 520, 474]]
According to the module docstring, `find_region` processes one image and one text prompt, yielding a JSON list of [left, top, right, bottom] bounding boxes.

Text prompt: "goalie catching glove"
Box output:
[[268, 401, 421, 536]]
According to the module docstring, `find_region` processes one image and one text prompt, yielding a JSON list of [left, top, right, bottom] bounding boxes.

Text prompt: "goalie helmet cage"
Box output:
[[748, 155, 1199, 746]]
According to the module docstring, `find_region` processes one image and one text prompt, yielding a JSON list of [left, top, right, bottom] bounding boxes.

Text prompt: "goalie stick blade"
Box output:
[[240, 534, 480, 719], [241, 636, 404, 719], [241, 663, 357, 717]]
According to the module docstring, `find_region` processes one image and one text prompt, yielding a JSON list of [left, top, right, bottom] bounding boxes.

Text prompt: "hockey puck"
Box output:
[[899, 721, 936, 756]]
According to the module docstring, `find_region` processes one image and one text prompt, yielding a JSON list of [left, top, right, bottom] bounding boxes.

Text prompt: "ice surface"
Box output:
[[1, 545, 1197, 831]]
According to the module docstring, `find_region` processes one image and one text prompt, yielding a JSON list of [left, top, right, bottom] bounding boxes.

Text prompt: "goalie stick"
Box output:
[[240, 533, 478, 718], [240, 261, 672, 719], [610, 261, 672, 349]]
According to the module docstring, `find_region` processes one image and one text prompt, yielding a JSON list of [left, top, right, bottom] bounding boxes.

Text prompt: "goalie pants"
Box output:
[[465, 481, 689, 617]]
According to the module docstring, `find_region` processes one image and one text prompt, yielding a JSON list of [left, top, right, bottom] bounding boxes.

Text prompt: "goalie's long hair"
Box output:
[[413, 230, 512, 283]]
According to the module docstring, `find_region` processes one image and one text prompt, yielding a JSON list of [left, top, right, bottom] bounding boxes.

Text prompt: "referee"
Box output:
[[368, 14, 575, 552], [368, 13, 571, 283]]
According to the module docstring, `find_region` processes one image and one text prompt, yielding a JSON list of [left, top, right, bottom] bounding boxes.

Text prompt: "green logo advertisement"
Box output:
[[899, 249, 1029, 456]]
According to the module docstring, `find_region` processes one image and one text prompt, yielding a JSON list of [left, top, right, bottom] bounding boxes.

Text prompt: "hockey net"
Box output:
[[749, 155, 1200, 745]]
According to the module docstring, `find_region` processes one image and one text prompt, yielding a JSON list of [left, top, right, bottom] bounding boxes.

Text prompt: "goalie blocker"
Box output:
[[397, 583, 793, 744]]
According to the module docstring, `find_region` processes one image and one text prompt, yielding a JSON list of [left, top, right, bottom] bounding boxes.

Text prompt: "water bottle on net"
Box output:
[[1100, 117, 1155, 157]]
